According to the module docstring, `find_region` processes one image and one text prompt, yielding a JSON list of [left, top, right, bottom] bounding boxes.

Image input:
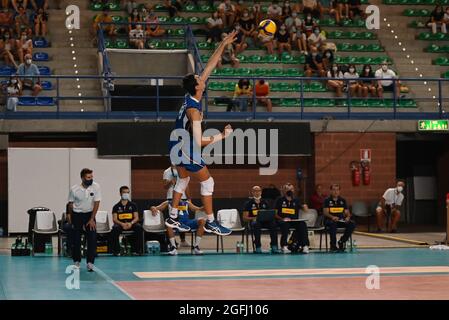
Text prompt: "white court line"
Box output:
[[94, 266, 135, 300]]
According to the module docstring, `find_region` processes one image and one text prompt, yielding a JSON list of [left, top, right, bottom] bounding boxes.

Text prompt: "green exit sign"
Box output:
[[418, 120, 449, 131]]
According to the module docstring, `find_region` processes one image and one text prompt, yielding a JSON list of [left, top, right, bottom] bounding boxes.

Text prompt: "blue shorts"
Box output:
[[179, 214, 199, 230], [168, 139, 205, 173]]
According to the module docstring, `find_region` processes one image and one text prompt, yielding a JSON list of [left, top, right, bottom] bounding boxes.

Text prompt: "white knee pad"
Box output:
[[200, 177, 214, 196], [174, 176, 190, 194]]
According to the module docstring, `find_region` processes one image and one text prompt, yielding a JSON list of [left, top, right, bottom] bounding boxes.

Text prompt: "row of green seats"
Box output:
[[211, 67, 304, 77], [425, 44, 449, 52], [442, 70, 449, 78], [403, 9, 431, 16], [433, 57, 449, 65], [327, 31, 376, 39], [93, 14, 205, 25], [90, 2, 121, 11], [337, 43, 384, 51], [418, 32, 449, 40], [409, 20, 427, 28], [93, 15, 124, 23], [384, 0, 446, 4], [104, 39, 130, 49], [104, 39, 186, 49], [208, 81, 326, 92]]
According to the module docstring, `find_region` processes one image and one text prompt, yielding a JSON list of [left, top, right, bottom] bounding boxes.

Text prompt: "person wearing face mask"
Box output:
[[326, 63, 344, 97], [239, 9, 257, 46], [232, 78, 251, 111], [305, 46, 326, 79], [343, 63, 361, 97], [5, 73, 21, 111], [17, 53, 42, 96], [267, 0, 283, 22], [303, 14, 316, 38], [110, 186, 143, 256], [251, 0, 262, 24], [129, 24, 145, 49], [33, 8, 48, 37], [275, 23, 292, 54], [218, 0, 236, 27], [282, 0, 292, 18], [374, 61, 401, 99], [322, 49, 334, 71], [14, 5, 30, 36], [0, 32, 18, 68], [275, 183, 310, 254], [243, 185, 278, 253], [302, 0, 321, 19], [233, 23, 248, 54], [359, 64, 377, 97], [206, 11, 224, 43], [128, 8, 142, 31], [217, 32, 240, 68], [307, 26, 326, 50], [68, 168, 102, 272], [17, 31, 33, 63], [285, 11, 307, 54], [376, 181, 405, 233], [427, 5, 447, 34], [235, 0, 247, 19]]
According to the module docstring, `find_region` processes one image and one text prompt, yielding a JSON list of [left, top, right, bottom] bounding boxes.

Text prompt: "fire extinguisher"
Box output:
[[350, 161, 361, 186], [361, 160, 371, 185]]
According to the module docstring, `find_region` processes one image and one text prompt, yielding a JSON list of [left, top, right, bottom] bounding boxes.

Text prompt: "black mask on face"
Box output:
[[286, 190, 293, 197], [84, 179, 93, 186]]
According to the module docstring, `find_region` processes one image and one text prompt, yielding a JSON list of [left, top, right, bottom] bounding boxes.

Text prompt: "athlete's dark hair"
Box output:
[[119, 185, 129, 193], [182, 73, 197, 96]]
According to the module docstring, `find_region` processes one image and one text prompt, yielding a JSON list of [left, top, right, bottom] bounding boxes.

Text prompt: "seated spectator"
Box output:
[[427, 5, 447, 34], [255, 79, 273, 112], [307, 26, 326, 51], [302, 0, 321, 19], [374, 61, 401, 98], [285, 11, 307, 54], [257, 30, 275, 55], [0, 8, 12, 25], [93, 8, 115, 36], [267, 0, 283, 24], [234, 0, 247, 20], [275, 23, 292, 54], [129, 24, 145, 49], [233, 23, 248, 54], [5, 73, 21, 112], [12, 0, 27, 13], [242, 185, 277, 254], [275, 183, 310, 254], [310, 184, 327, 215], [128, 8, 141, 31], [376, 181, 405, 233], [17, 53, 41, 96], [17, 30, 32, 64], [110, 186, 144, 255], [348, 0, 365, 20], [217, 33, 240, 68], [125, 0, 137, 15], [444, 7, 449, 25], [218, 0, 236, 28], [328, 0, 342, 25], [359, 64, 377, 97], [282, 0, 293, 19], [322, 48, 334, 70], [206, 11, 223, 43], [323, 184, 356, 252], [31, 0, 48, 10], [343, 64, 361, 97], [165, 0, 183, 18], [34, 8, 48, 38], [326, 63, 344, 97], [145, 10, 165, 37], [0, 31, 18, 68], [304, 46, 326, 78], [251, 0, 262, 24], [233, 78, 251, 111], [14, 6, 31, 37], [303, 13, 317, 38], [239, 9, 257, 46], [338, 0, 349, 20]]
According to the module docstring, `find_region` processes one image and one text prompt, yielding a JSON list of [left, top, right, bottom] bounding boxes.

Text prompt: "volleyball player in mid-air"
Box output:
[[167, 31, 238, 236]]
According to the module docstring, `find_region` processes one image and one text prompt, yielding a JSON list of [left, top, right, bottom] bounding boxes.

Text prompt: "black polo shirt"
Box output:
[[305, 53, 323, 70], [323, 196, 347, 219], [243, 198, 270, 218], [112, 200, 138, 223], [275, 196, 302, 219]]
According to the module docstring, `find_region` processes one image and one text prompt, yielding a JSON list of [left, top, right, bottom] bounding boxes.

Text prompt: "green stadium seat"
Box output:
[[403, 9, 415, 16], [426, 44, 440, 52], [424, 0, 436, 3], [262, 54, 280, 63], [208, 82, 225, 91], [253, 68, 269, 76], [158, 16, 169, 23], [270, 83, 281, 91], [220, 67, 235, 75], [107, 2, 121, 11], [174, 42, 186, 49], [248, 55, 263, 63], [237, 54, 247, 63], [281, 53, 295, 63], [199, 4, 213, 12], [433, 57, 449, 65], [225, 82, 236, 91], [352, 44, 365, 51], [383, 0, 399, 4], [366, 99, 385, 107], [284, 68, 302, 76], [153, 4, 165, 11], [337, 43, 352, 51], [409, 20, 426, 28], [399, 99, 417, 108], [148, 40, 162, 49], [111, 16, 123, 23], [198, 41, 214, 49], [366, 44, 383, 52], [91, 3, 103, 10], [348, 31, 358, 39], [359, 32, 375, 39], [188, 16, 203, 24], [116, 40, 129, 49], [442, 70, 449, 78], [269, 68, 284, 76], [280, 98, 299, 107], [235, 68, 252, 76], [279, 82, 291, 92], [171, 16, 185, 24], [310, 82, 327, 92], [184, 4, 196, 11]]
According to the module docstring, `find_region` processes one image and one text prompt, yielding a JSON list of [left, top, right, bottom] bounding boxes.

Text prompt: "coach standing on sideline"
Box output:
[[68, 168, 101, 272]]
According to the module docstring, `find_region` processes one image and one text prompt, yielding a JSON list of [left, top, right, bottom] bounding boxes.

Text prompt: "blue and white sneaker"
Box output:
[[204, 220, 232, 236], [165, 217, 191, 232]]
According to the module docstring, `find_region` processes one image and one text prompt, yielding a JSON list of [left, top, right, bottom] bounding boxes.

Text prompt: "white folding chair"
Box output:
[[32, 211, 60, 256], [95, 210, 112, 234], [300, 209, 327, 251], [216, 209, 245, 253], [143, 210, 166, 233]]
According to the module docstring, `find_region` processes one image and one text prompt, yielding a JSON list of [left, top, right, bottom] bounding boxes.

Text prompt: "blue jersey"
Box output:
[[174, 94, 202, 132]]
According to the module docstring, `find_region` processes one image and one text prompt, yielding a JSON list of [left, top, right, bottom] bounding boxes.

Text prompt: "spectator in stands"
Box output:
[[239, 9, 257, 46], [275, 182, 310, 254], [338, 0, 349, 20], [93, 7, 115, 36], [12, 0, 27, 13], [129, 24, 145, 49], [234, 0, 247, 20], [206, 11, 224, 43], [17, 30, 32, 64], [282, 0, 293, 18], [285, 11, 307, 54], [307, 26, 326, 51], [275, 23, 292, 54], [233, 23, 248, 54], [326, 63, 344, 97], [323, 184, 356, 252], [310, 184, 327, 215], [218, 0, 236, 28], [34, 8, 47, 38], [257, 29, 275, 54], [0, 0, 8, 9], [165, 0, 183, 18], [305, 46, 325, 79], [14, 6, 31, 37], [322, 48, 334, 71], [145, 10, 165, 37], [344, 64, 361, 97], [328, 0, 342, 25], [0, 31, 18, 68], [17, 53, 41, 96], [125, 0, 137, 15], [251, 0, 262, 24], [302, 0, 321, 19], [217, 32, 240, 68], [444, 7, 449, 25], [427, 5, 447, 34], [233, 78, 251, 111], [348, 0, 365, 20], [376, 180, 405, 233], [0, 8, 12, 26], [242, 185, 277, 254], [359, 64, 377, 97], [128, 8, 142, 31], [375, 61, 401, 98], [255, 79, 273, 112], [30, 0, 47, 10], [5, 73, 21, 112], [267, 0, 283, 24], [303, 13, 317, 38]]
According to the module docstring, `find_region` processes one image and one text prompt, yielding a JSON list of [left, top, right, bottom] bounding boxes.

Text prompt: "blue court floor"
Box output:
[[1, 248, 449, 300]]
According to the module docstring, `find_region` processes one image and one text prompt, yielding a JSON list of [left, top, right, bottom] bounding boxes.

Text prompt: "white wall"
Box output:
[[8, 148, 131, 233]]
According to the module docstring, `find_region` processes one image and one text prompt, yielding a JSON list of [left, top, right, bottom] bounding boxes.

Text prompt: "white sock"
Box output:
[[170, 207, 178, 219], [207, 214, 214, 222], [195, 236, 202, 247], [169, 237, 176, 247]]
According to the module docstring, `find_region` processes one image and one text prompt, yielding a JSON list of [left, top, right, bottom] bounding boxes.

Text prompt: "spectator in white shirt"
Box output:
[[326, 63, 344, 97], [307, 27, 326, 51], [343, 64, 361, 97], [5, 74, 21, 112], [267, 0, 283, 22], [374, 61, 401, 98], [206, 11, 224, 43], [376, 180, 405, 233], [218, 0, 236, 27], [285, 11, 307, 54], [129, 24, 145, 49]]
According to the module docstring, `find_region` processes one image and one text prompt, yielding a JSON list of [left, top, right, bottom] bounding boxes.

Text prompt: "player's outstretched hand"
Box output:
[[222, 30, 238, 46], [223, 124, 233, 138]]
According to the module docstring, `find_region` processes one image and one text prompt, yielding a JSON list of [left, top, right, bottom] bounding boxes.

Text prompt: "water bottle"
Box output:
[[126, 243, 132, 255], [239, 242, 244, 253], [45, 243, 50, 255], [352, 240, 357, 253], [236, 241, 241, 253]]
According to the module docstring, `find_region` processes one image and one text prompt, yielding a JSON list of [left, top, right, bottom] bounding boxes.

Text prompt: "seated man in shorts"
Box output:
[[17, 53, 41, 96]]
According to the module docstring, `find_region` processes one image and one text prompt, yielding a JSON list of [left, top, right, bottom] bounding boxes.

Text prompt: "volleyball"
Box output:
[[258, 19, 277, 37]]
